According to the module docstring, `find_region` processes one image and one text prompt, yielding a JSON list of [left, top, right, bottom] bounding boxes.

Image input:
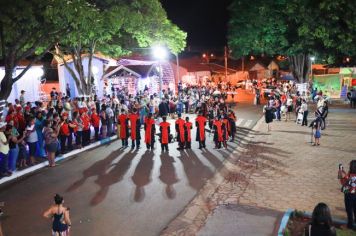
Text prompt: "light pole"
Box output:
[[310, 56, 315, 81], [152, 46, 167, 99]]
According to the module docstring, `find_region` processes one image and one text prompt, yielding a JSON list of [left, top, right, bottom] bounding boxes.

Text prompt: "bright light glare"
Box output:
[[310, 56, 315, 62], [152, 46, 167, 60], [33, 67, 44, 77], [92, 66, 99, 75]]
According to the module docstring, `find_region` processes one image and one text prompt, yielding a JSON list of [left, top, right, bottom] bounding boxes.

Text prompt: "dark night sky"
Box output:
[[161, 0, 231, 52]]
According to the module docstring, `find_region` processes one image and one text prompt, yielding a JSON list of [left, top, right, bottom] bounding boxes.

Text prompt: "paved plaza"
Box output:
[[162, 105, 356, 235]]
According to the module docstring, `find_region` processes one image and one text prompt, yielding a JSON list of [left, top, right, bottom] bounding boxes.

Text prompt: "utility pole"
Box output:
[[224, 46, 228, 81]]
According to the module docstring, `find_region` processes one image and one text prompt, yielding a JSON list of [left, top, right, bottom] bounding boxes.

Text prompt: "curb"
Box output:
[[160, 115, 265, 236], [0, 136, 118, 186]]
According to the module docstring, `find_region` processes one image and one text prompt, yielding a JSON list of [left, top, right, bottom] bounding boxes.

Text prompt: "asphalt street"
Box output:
[[0, 93, 263, 236]]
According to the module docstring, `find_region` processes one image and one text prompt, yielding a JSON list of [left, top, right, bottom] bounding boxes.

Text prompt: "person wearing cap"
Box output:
[[0, 122, 12, 177]]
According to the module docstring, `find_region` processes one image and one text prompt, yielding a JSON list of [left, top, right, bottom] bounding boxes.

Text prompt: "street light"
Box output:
[[310, 56, 315, 81], [152, 46, 167, 99]]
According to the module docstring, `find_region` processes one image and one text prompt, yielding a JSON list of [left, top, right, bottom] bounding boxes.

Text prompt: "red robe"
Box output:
[[91, 113, 100, 128], [195, 115, 207, 141], [118, 114, 128, 139], [159, 121, 170, 144], [81, 114, 90, 131], [184, 121, 192, 142], [175, 118, 185, 142], [222, 118, 229, 140], [129, 113, 139, 140], [144, 117, 155, 144], [213, 120, 223, 142]]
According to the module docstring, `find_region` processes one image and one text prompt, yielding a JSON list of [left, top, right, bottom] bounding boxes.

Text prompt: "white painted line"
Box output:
[[243, 120, 253, 127], [0, 136, 118, 185], [236, 118, 244, 126]]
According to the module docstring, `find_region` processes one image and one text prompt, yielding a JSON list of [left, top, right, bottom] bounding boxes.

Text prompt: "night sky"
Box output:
[[161, 0, 232, 52]]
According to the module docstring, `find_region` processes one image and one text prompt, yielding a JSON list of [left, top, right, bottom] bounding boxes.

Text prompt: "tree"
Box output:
[[0, 0, 88, 100], [53, 0, 186, 96], [228, 0, 356, 83]]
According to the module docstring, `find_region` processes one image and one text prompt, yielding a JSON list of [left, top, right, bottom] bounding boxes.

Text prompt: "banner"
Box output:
[[313, 74, 342, 98]]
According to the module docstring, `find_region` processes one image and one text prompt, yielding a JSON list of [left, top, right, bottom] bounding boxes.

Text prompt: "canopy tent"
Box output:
[[0, 66, 44, 103], [280, 74, 295, 81], [102, 59, 176, 95]]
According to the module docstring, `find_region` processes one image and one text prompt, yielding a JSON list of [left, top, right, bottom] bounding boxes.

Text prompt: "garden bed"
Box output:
[[283, 210, 355, 236]]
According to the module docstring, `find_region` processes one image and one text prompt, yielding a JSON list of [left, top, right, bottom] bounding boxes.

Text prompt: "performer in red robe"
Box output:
[[195, 111, 207, 149], [221, 115, 229, 148], [144, 113, 156, 150], [184, 117, 193, 149], [159, 116, 170, 152], [118, 109, 129, 148], [175, 113, 185, 150], [228, 110, 237, 142], [129, 108, 141, 149], [213, 117, 223, 149]]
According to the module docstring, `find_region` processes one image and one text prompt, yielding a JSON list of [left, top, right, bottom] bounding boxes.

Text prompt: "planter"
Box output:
[[278, 209, 355, 236]]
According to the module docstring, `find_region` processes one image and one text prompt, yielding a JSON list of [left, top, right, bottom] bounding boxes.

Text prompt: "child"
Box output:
[[313, 120, 321, 146]]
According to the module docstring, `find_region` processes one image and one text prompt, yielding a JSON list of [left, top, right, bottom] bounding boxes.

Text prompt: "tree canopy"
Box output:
[[228, 0, 356, 82], [0, 0, 187, 99]]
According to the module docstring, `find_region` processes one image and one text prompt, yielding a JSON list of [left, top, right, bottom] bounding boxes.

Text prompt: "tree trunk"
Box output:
[[0, 71, 14, 100], [288, 54, 310, 83]]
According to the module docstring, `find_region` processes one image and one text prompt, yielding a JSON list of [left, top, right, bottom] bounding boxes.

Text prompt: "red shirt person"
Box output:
[[118, 109, 129, 147], [184, 117, 193, 149], [195, 111, 207, 149], [128, 109, 141, 149], [175, 114, 185, 150], [144, 113, 156, 150], [91, 108, 100, 141], [213, 117, 223, 149], [159, 116, 170, 152]]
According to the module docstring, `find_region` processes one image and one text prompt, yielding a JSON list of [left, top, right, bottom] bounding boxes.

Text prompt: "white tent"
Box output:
[[0, 66, 44, 103]]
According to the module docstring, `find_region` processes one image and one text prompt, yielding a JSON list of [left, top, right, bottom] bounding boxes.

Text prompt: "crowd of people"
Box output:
[[259, 79, 329, 146], [0, 84, 239, 178]]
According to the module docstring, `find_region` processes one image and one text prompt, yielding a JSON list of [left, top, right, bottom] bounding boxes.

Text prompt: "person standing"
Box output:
[[301, 99, 309, 126], [26, 117, 38, 165], [263, 105, 274, 132], [184, 117, 192, 149], [90, 108, 100, 141], [35, 112, 46, 158], [158, 98, 169, 117], [118, 109, 128, 148], [100, 105, 107, 138], [221, 115, 229, 148], [144, 113, 156, 150], [228, 110, 237, 142], [59, 113, 71, 154], [129, 109, 141, 149], [213, 117, 223, 149], [80, 108, 91, 146], [43, 120, 60, 167], [195, 111, 207, 149], [43, 194, 71, 236], [175, 113, 185, 150], [19, 90, 26, 107], [338, 160, 356, 230], [159, 116, 170, 152], [313, 119, 321, 146], [0, 122, 11, 177]]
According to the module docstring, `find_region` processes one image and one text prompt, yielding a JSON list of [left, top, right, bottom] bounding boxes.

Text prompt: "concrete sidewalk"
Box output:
[[161, 105, 356, 235]]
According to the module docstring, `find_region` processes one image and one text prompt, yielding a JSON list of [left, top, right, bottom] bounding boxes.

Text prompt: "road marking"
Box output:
[[243, 120, 253, 127], [236, 118, 244, 126]]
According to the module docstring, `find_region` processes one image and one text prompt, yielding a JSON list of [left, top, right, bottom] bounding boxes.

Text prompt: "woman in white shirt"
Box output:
[[26, 117, 38, 165]]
